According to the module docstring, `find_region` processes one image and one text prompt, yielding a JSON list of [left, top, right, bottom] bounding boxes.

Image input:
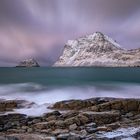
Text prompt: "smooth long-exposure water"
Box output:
[[0, 67, 140, 115]]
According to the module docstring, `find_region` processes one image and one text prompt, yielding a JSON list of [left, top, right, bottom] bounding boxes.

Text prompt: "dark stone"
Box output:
[[0, 100, 17, 112], [43, 111, 61, 118], [0, 113, 27, 131], [86, 127, 97, 133], [68, 135, 81, 140], [0, 136, 19, 140], [57, 133, 70, 140]]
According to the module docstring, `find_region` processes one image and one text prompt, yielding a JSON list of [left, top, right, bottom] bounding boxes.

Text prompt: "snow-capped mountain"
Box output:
[[54, 32, 140, 67]]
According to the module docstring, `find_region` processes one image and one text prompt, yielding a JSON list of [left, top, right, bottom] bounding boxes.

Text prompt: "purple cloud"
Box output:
[[0, 0, 140, 66]]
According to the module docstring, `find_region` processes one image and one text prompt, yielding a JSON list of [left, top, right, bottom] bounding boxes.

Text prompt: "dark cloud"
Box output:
[[0, 0, 31, 27], [0, 0, 140, 66]]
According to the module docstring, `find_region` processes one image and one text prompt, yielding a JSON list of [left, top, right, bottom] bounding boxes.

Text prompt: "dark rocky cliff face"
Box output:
[[16, 59, 40, 67], [54, 32, 140, 67]]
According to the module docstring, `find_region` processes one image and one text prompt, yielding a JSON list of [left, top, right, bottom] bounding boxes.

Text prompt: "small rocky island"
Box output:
[[0, 98, 140, 140], [16, 58, 40, 67], [54, 32, 140, 67]]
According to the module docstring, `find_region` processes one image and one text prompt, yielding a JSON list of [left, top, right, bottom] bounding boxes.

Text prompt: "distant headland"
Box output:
[[54, 32, 140, 67], [16, 58, 40, 67]]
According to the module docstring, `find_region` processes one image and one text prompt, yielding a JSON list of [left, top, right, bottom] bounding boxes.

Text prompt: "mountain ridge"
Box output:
[[54, 32, 140, 67]]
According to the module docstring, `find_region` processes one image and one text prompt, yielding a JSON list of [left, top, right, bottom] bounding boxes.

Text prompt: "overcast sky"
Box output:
[[0, 0, 140, 66]]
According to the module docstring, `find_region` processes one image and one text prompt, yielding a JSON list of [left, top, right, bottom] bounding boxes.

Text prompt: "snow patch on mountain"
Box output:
[[54, 32, 140, 67]]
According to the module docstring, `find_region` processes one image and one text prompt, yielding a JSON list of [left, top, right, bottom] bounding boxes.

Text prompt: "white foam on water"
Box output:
[[14, 104, 53, 116], [0, 82, 140, 116], [0, 83, 140, 104], [98, 127, 140, 139]]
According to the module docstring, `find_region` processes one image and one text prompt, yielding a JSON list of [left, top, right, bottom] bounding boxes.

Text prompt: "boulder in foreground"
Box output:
[[1, 97, 140, 140]]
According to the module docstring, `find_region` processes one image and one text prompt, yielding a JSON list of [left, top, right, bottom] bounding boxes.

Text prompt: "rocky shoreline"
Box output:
[[0, 98, 140, 140]]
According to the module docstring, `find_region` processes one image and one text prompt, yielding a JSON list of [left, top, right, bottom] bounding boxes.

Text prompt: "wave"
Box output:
[[0, 82, 140, 104], [0, 82, 140, 116]]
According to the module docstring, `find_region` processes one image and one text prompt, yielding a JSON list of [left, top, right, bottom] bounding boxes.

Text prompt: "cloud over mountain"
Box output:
[[0, 0, 140, 66]]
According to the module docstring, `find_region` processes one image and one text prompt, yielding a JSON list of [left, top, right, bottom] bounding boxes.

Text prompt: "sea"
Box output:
[[0, 67, 140, 116]]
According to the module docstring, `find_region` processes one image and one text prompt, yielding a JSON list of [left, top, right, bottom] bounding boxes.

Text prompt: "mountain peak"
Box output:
[[86, 32, 122, 50], [66, 32, 122, 52], [87, 32, 105, 41], [54, 32, 140, 67]]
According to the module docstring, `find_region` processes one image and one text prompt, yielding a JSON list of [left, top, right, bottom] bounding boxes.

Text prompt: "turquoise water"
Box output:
[[0, 67, 140, 115], [0, 67, 140, 85]]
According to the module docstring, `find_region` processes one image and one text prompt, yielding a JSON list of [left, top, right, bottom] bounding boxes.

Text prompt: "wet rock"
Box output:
[[1, 97, 140, 139], [89, 99, 140, 113], [86, 127, 97, 133], [85, 123, 97, 128], [85, 123, 97, 134], [125, 112, 134, 118], [124, 99, 139, 112], [43, 111, 61, 118], [50, 98, 110, 110], [106, 122, 120, 130], [61, 111, 79, 119], [133, 114, 140, 120], [0, 136, 19, 140], [7, 134, 55, 140], [15, 100, 36, 109], [57, 133, 80, 140], [55, 120, 65, 128], [67, 135, 80, 140], [46, 115, 57, 122], [27, 116, 42, 124], [82, 111, 120, 125], [50, 100, 91, 110], [7, 129, 26, 133], [34, 122, 49, 130], [27, 128, 33, 133], [69, 124, 78, 130], [121, 117, 132, 124], [0, 113, 27, 131], [110, 100, 122, 110], [64, 116, 81, 126], [0, 100, 17, 112], [97, 126, 112, 132], [51, 129, 69, 136], [77, 114, 89, 125], [34, 120, 56, 130], [0, 99, 36, 113], [32, 118, 42, 124], [80, 129, 88, 137], [21, 126, 28, 131], [57, 133, 70, 140], [40, 129, 52, 134]]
